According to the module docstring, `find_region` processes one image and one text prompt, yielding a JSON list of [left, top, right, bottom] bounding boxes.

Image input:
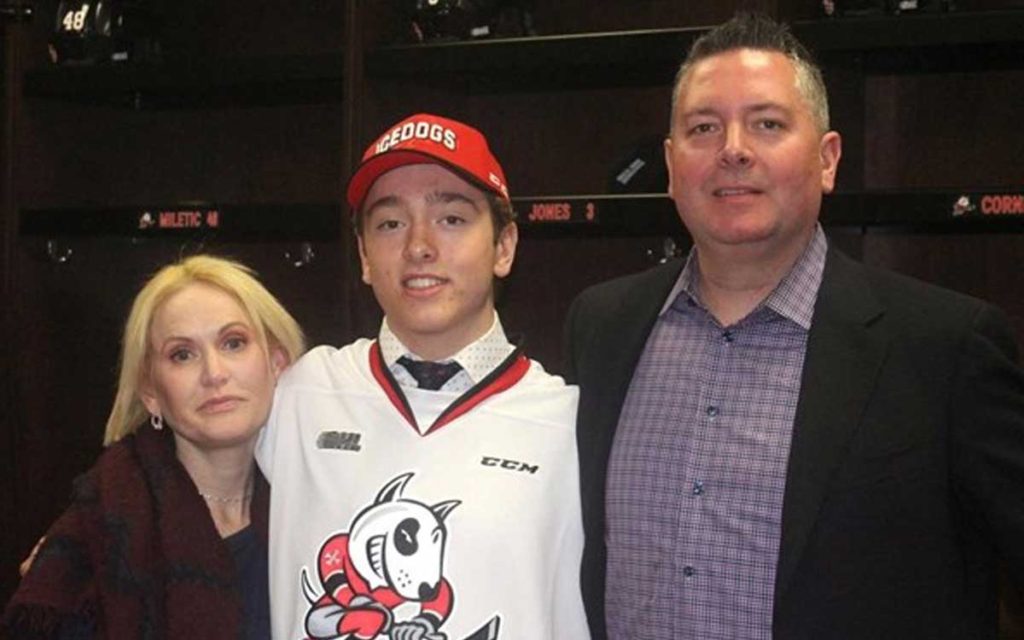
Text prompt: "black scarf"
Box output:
[[1, 425, 269, 639]]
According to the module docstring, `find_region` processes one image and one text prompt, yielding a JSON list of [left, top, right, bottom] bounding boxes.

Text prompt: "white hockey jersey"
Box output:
[[257, 339, 590, 640]]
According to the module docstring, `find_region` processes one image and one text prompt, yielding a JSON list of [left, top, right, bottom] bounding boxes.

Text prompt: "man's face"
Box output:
[[665, 48, 841, 264], [357, 163, 517, 361]]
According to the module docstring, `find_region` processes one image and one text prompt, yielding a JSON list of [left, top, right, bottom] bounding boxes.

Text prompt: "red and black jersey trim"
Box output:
[[368, 341, 530, 436]]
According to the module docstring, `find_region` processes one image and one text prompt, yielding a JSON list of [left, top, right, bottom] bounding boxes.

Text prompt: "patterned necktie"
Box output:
[[397, 356, 463, 391]]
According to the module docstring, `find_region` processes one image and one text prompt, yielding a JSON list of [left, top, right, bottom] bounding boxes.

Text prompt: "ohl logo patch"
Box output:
[[300, 472, 502, 640]]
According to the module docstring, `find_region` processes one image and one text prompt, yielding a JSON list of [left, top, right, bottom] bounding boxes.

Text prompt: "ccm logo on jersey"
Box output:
[[481, 456, 539, 474], [316, 430, 362, 452], [374, 121, 457, 154]]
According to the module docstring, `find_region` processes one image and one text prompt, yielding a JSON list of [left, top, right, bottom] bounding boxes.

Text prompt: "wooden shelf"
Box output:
[[513, 190, 1024, 237], [369, 28, 703, 90], [22, 11, 1023, 105], [23, 53, 345, 109], [21, 190, 1022, 242], [17, 9, 1024, 236], [19, 203, 342, 240], [799, 10, 1024, 73], [794, 9, 1024, 51], [367, 10, 1024, 90]]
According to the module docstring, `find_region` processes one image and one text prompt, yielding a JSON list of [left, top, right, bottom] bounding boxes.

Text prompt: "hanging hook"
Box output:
[[285, 242, 315, 268], [645, 237, 682, 265], [0, 4, 33, 23], [46, 239, 72, 264]]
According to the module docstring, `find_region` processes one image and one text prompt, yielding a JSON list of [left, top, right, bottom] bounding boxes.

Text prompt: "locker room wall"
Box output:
[[1, 2, 1022, 623]]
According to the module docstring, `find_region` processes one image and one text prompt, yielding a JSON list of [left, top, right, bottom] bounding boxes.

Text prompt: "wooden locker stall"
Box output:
[[0, 1, 1021, 631]]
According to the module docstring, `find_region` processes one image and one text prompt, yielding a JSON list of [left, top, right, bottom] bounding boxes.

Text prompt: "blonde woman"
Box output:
[[3, 255, 304, 640]]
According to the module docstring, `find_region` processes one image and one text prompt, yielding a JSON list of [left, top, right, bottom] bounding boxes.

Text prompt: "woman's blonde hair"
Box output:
[[103, 254, 306, 444]]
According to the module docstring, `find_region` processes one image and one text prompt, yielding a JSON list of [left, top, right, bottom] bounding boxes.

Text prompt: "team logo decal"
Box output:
[[301, 472, 502, 640], [952, 193, 1024, 217], [951, 195, 976, 217]]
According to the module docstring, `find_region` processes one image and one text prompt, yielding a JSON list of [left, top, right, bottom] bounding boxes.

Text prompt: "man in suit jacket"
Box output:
[[565, 12, 1024, 640]]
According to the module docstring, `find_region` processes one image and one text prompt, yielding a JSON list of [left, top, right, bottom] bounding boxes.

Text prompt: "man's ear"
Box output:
[[819, 130, 842, 194], [493, 222, 518, 279], [357, 234, 372, 285], [664, 135, 675, 197]]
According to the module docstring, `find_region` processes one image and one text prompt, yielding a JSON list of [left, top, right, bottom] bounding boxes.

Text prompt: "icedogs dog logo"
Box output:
[[301, 472, 501, 640]]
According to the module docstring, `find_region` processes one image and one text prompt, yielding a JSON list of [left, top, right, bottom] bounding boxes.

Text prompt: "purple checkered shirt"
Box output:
[[605, 227, 827, 640]]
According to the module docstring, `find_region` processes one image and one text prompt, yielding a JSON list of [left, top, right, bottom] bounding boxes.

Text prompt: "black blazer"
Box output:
[[565, 247, 1024, 639]]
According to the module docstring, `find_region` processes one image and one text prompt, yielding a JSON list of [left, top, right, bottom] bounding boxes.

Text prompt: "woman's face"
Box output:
[[140, 282, 285, 450]]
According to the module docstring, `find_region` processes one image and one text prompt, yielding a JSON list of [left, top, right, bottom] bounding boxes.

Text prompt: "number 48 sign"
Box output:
[[51, 0, 111, 63], [60, 3, 91, 32], [51, 0, 112, 64], [56, 1, 102, 35], [50, 0, 159, 65]]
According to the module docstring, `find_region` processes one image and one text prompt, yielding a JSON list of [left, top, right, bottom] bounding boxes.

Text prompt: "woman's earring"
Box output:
[[150, 414, 163, 431]]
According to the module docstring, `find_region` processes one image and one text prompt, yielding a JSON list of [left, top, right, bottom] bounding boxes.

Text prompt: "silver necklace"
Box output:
[[198, 491, 252, 503]]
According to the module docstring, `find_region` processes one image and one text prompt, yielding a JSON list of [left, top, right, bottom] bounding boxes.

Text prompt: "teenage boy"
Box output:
[[258, 114, 590, 640]]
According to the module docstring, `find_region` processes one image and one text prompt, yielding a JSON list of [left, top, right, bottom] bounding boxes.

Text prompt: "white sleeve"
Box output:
[[254, 383, 285, 482]]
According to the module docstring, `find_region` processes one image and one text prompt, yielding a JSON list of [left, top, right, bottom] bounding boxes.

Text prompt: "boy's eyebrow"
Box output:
[[425, 190, 478, 207], [363, 195, 401, 219], [363, 190, 481, 220]]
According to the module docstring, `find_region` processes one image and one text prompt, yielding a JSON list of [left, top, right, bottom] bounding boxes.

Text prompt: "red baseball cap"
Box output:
[[346, 113, 510, 211]]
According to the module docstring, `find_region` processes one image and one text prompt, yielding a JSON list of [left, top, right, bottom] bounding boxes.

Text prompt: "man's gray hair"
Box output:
[[670, 12, 830, 134]]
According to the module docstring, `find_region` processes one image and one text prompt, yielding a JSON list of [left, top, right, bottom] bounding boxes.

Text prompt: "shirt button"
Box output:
[[706, 406, 719, 418], [683, 566, 696, 577], [722, 330, 734, 343], [692, 481, 704, 496]]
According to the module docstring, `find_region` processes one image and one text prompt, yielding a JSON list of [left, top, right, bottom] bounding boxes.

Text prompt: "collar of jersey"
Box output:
[[369, 341, 530, 436]]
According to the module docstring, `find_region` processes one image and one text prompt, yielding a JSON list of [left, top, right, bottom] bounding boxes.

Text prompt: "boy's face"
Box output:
[[357, 163, 517, 361]]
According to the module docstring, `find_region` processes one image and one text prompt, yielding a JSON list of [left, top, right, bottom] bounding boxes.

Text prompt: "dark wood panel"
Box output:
[[864, 70, 1024, 189], [827, 63, 866, 190], [25, 54, 346, 108], [364, 0, 772, 48], [367, 82, 672, 198], [861, 232, 1024, 345], [5, 0, 1023, 625], [17, 102, 345, 208], [501, 234, 690, 373], [159, 1, 347, 58], [528, 0, 773, 35], [0, 16, 20, 609]]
